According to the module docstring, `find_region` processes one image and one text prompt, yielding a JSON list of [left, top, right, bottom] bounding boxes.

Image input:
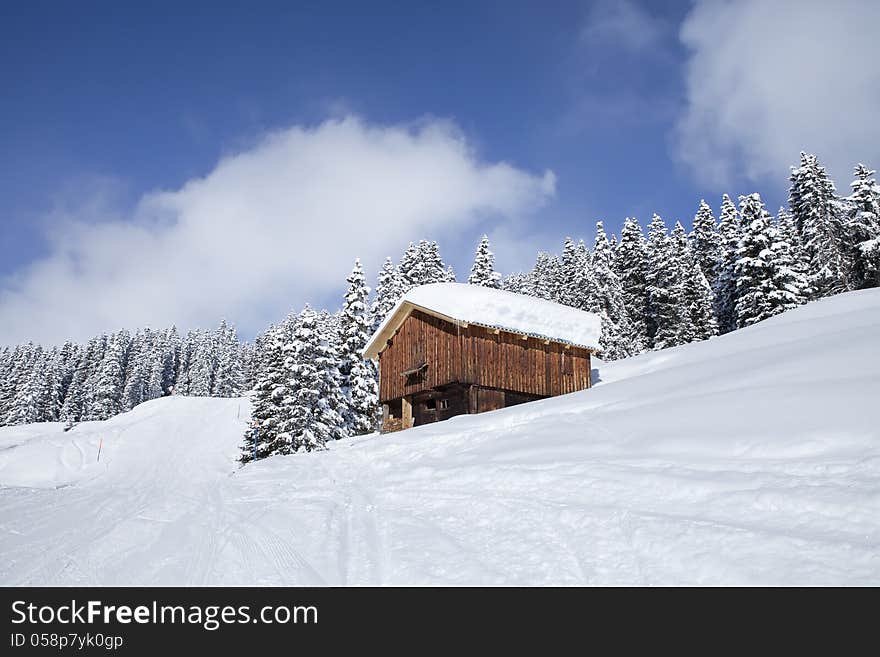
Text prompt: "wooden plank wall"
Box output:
[[378, 310, 460, 402], [378, 310, 592, 402]]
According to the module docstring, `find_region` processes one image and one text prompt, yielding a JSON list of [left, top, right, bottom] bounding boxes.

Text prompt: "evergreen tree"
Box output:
[[588, 222, 637, 359], [187, 330, 216, 397], [714, 194, 741, 334], [240, 341, 256, 391], [318, 309, 350, 438], [339, 260, 379, 435], [616, 218, 650, 351], [279, 306, 346, 452], [60, 336, 104, 422], [789, 153, 848, 298], [421, 241, 449, 284], [667, 221, 695, 345], [531, 252, 562, 301], [165, 325, 181, 392], [501, 272, 532, 295], [55, 341, 78, 408], [845, 164, 880, 289], [467, 235, 502, 288], [121, 331, 148, 411], [679, 238, 718, 343], [734, 193, 806, 328], [398, 240, 450, 291], [240, 321, 293, 463], [144, 327, 176, 400], [608, 233, 619, 265], [38, 349, 66, 421], [249, 327, 273, 387], [176, 330, 198, 396], [645, 214, 682, 350], [689, 200, 722, 288], [558, 238, 592, 309], [396, 242, 420, 291], [5, 347, 46, 425], [371, 256, 405, 332], [213, 320, 244, 397], [0, 345, 25, 422], [85, 331, 129, 420]]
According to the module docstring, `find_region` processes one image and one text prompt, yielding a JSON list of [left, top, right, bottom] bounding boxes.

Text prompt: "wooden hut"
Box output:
[[363, 283, 601, 432]]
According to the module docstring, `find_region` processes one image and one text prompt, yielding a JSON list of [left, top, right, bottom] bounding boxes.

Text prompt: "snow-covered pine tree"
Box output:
[[239, 321, 293, 463], [144, 327, 174, 400], [845, 163, 880, 289], [0, 345, 24, 423], [645, 214, 682, 350], [165, 325, 181, 392], [789, 152, 848, 298], [776, 206, 811, 299], [558, 237, 576, 305], [5, 347, 46, 425], [616, 217, 650, 352], [175, 331, 196, 396], [501, 272, 532, 295], [0, 347, 10, 378], [421, 240, 449, 284], [668, 221, 705, 346], [689, 200, 722, 288], [714, 194, 741, 334], [40, 348, 66, 422], [0, 348, 11, 422], [317, 310, 342, 355], [121, 330, 148, 411], [468, 235, 502, 288], [531, 252, 562, 301], [239, 341, 256, 391], [60, 335, 105, 422], [278, 306, 346, 452], [396, 242, 420, 291], [249, 326, 273, 387], [212, 320, 244, 397], [588, 221, 637, 359], [667, 221, 693, 345], [318, 309, 349, 438], [678, 234, 718, 343], [339, 260, 379, 435], [771, 210, 809, 310], [187, 329, 216, 397], [371, 256, 405, 332], [56, 341, 79, 407], [734, 193, 806, 328], [558, 237, 592, 309], [398, 240, 451, 292], [84, 331, 129, 420]]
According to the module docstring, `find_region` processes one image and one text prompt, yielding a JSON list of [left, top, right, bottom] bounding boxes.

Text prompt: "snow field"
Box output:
[[1, 290, 878, 585]]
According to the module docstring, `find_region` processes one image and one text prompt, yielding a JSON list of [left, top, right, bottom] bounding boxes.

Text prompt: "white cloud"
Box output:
[[676, 0, 880, 187], [581, 0, 667, 52], [0, 116, 555, 345]]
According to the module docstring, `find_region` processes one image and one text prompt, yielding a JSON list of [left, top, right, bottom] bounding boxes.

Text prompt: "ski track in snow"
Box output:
[[1, 289, 879, 585]]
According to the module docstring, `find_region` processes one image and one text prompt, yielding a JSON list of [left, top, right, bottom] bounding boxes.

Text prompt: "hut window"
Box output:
[[439, 399, 449, 410], [425, 399, 437, 410]]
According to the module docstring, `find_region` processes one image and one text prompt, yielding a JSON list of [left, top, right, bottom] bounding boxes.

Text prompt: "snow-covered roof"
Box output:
[[363, 283, 601, 359]]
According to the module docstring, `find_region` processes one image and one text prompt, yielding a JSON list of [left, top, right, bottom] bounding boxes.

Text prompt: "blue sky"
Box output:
[[1, 0, 878, 344]]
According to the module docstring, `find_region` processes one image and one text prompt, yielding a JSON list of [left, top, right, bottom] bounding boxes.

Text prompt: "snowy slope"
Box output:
[[1, 290, 879, 585]]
